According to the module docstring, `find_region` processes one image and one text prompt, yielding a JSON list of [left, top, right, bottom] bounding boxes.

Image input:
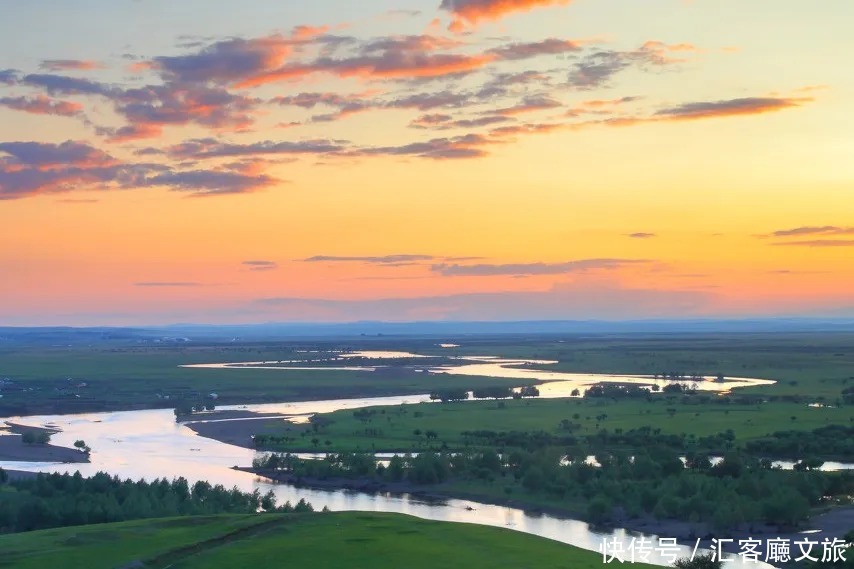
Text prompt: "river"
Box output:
[[0, 352, 824, 568]]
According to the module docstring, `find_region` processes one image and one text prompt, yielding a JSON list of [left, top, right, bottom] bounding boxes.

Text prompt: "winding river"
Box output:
[[0, 351, 832, 568]]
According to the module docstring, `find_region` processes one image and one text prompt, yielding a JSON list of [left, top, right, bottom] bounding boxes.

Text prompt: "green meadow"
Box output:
[[0, 512, 632, 569], [255, 396, 854, 453]]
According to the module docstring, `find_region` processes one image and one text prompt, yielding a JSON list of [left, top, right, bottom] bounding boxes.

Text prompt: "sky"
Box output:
[[1, 0, 853, 325]]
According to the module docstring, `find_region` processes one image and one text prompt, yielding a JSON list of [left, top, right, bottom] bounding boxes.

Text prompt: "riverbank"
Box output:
[[183, 410, 297, 448], [242, 466, 854, 555], [0, 422, 88, 463]]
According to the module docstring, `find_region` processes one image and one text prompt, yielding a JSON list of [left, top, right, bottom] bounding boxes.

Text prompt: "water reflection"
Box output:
[[183, 350, 777, 395], [1, 395, 779, 568]]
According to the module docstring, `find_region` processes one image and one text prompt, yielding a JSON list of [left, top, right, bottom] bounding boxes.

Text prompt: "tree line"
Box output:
[[428, 385, 540, 402], [251, 447, 852, 531], [0, 470, 312, 534]]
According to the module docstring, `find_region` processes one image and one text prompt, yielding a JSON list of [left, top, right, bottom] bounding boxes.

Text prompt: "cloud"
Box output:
[[40, 59, 104, 71], [627, 232, 656, 239], [167, 138, 345, 160], [22, 73, 113, 96], [573, 96, 641, 115], [271, 91, 370, 109], [243, 260, 279, 271], [0, 95, 83, 117], [440, 0, 574, 32], [450, 115, 514, 128], [410, 113, 512, 130], [771, 239, 854, 247], [234, 35, 497, 86], [654, 97, 810, 120], [13, 31, 600, 143], [108, 83, 260, 138], [303, 254, 437, 264], [150, 35, 297, 85], [353, 133, 498, 159], [487, 38, 581, 60], [410, 113, 454, 128], [0, 140, 279, 199], [568, 51, 633, 89], [568, 43, 697, 89], [25, 68, 262, 139], [0, 140, 115, 169], [0, 69, 19, 84], [488, 121, 566, 137], [495, 95, 561, 115], [141, 170, 277, 196], [385, 90, 473, 111], [273, 89, 477, 123], [432, 258, 648, 276], [21, 73, 262, 139], [766, 226, 854, 238]]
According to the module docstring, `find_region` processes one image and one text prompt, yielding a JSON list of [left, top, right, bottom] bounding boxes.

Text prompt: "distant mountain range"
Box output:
[[2, 318, 854, 344]]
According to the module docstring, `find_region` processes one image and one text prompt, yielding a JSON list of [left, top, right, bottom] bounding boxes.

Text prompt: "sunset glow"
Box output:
[[2, 0, 853, 325]]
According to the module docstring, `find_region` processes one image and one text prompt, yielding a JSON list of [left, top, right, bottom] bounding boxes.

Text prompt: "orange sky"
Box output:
[[1, 0, 853, 324]]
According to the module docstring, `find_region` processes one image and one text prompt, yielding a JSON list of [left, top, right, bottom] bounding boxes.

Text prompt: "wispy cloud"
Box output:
[[627, 232, 656, 239], [771, 239, 854, 247], [766, 226, 854, 238], [432, 258, 649, 276], [0, 140, 279, 199], [654, 97, 810, 120], [568, 42, 698, 89], [487, 38, 581, 60], [495, 95, 562, 116], [0, 95, 83, 117], [167, 138, 345, 160], [440, 0, 574, 32], [243, 260, 279, 271], [40, 59, 104, 72]]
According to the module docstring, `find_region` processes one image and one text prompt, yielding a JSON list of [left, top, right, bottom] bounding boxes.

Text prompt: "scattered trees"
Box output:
[[0, 471, 308, 534], [21, 431, 51, 445]]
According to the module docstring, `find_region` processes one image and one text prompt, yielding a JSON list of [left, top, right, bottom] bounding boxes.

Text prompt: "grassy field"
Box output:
[[2, 332, 853, 415], [0, 344, 530, 416], [0, 512, 633, 569], [441, 333, 854, 399], [257, 396, 854, 453], [0, 514, 274, 569]]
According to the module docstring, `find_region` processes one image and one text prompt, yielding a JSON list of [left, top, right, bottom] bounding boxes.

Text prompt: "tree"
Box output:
[[73, 440, 91, 453], [429, 389, 469, 402], [0, 468, 7, 484], [472, 386, 513, 400], [22, 431, 50, 445], [522, 466, 545, 492], [260, 490, 277, 511], [386, 455, 405, 482], [586, 494, 612, 524], [519, 386, 540, 398]]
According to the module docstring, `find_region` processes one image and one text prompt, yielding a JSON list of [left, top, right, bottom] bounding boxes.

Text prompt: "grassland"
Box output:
[[441, 333, 854, 399], [0, 514, 274, 569], [2, 332, 853, 416], [0, 344, 529, 416], [255, 396, 854, 454], [0, 512, 631, 569]]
